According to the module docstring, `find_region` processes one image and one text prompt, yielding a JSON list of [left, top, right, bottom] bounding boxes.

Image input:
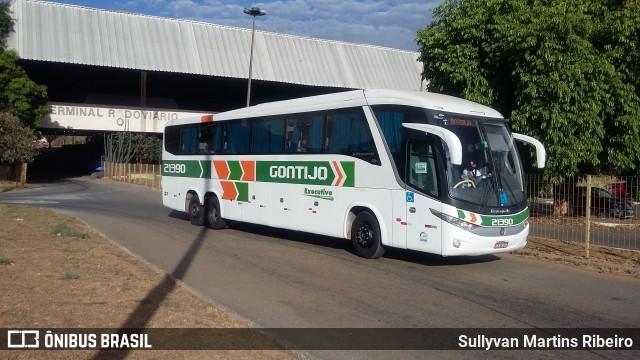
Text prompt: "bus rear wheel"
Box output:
[[351, 212, 384, 259], [188, 195, 205, 226], [205, 196, 226, 229]]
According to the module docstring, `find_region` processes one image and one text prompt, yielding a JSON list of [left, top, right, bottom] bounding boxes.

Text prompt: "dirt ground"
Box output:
[[0, 202, 296, 359], [1, 180, 639, 358]]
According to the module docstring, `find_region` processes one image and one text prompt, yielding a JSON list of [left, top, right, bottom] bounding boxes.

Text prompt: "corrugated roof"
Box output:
[[6, 0, 424, 90]]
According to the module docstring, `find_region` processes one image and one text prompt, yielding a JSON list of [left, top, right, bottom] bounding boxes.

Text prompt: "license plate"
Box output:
[[494, 241, 509, 249]]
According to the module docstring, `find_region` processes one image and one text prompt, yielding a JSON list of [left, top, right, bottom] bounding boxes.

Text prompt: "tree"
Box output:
[[0, 111, 39, 184], [0, 49, 49, 128], [1, 2, 49, 127], [105, 132, 162, 164], [416, 0, 640, 179], [0, 2, 50, 184], [0, 2, 12, 46]]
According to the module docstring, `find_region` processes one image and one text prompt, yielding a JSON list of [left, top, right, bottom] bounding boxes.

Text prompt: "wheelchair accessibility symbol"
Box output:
[[406, 192, 415, 203]]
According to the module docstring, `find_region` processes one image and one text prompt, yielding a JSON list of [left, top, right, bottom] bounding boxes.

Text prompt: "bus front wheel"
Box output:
[[351, 212, 385, 259], [205, 196, 226, 229], [188, 195, 205, 226]]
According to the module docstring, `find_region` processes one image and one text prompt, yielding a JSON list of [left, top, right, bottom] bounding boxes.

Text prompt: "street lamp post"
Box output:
[[243, 6, 266, 107]]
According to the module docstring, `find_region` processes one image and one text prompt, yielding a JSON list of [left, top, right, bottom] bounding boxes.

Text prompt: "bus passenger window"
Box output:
[[197, 123, 214, 154], [252, 120, 269, 153], [268, 119, 285, 153], [180, 126, 198, 155], [286, 118, 300, 153], [307, 115, 325, 153], [224, 121, 250, 154]]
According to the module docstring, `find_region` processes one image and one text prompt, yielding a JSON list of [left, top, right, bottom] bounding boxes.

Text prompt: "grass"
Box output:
[[51, 223, 90, 239], [58, 271, 80, 280], [0, 203, 291, 359]]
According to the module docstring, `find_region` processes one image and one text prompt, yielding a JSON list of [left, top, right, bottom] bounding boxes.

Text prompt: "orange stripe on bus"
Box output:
[[220, 181, 237, 200], [241, 161, 255, 181], [213, 160, 230, 179], [200, 115, 213, 122]]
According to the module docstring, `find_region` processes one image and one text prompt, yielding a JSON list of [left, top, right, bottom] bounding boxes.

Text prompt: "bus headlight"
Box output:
[[430, 209, 479, 232]]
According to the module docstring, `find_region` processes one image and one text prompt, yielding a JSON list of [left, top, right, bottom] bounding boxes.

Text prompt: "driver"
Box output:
[[461, 160, 483, 187]]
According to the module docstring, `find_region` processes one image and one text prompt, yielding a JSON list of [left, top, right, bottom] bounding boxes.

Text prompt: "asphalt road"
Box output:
[[1, 177, 639, 359]]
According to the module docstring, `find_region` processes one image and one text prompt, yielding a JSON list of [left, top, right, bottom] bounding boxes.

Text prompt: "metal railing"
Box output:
[[526, 174, 640, 254], [101, 161, 162, 189]]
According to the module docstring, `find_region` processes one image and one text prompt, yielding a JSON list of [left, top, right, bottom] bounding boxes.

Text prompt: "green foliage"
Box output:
[[136, 134, 162, 163], [0, 49, 49, 127], [1, 4, 49, 127], [0, 111, 39, 164], [0, 1, 12, 46], [416, 0, 640, 178], [58, 271, 80, 280], [51, 223, 90, 239], [105, 132, 162, 164]]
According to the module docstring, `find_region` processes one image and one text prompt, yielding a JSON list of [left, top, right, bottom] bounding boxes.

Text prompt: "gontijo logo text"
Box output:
[[162, 160, 355, 187]]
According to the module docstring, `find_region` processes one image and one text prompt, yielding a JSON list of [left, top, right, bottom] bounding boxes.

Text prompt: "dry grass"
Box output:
[[515, 236, 640, 278], [0, 204, 296, 359]]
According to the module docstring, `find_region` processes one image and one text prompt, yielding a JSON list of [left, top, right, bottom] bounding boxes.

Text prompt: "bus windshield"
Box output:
[[444, 118, 525, 207], [372, 105, 526, 208]]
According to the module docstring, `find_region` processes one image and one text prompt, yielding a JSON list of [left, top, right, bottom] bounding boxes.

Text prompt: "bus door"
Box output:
[[404, 138, 443, 255]]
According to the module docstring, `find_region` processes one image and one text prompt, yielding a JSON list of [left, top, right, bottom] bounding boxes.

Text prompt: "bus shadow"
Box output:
[[167, 210, 189, 221], [92, 225, 210, 360], [227, 222, 352, 252], [383, 248, 501, 267], [221, 221, 501, 267]]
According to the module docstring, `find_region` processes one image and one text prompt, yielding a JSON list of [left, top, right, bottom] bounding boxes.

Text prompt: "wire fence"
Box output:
[[526, 174, 640, 252], [102, 161, 162, 189], [99, 162, 640, 253]]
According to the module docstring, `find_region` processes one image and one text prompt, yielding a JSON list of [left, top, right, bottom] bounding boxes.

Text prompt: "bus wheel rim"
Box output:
[[356, 222, 373, 248]]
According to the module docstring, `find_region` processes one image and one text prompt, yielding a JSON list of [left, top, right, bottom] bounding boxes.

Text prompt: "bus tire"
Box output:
[[351, 211, 385, 259], [188, 195, 205, 226], [205, 196, 226, 229]]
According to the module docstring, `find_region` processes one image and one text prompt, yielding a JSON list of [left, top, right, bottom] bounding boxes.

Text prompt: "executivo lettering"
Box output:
[[303, 188, 334, 201]]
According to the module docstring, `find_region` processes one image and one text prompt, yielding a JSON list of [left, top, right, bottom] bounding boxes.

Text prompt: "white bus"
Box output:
[[162, 89, 545, 258]]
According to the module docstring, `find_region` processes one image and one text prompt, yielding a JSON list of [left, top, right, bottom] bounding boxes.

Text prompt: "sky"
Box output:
[[51, 0, 441, 51]]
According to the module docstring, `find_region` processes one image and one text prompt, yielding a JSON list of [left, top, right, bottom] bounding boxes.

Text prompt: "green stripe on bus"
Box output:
[[255, 161, 354, 187], [236, 182, 249, 202], [162, 160, 211, 178], [163, 159, 355, 187], [341, 162, 355, 187], [479, 208, 529, 226], [457, 208, 529, 226], [228, 161, 243, 180]]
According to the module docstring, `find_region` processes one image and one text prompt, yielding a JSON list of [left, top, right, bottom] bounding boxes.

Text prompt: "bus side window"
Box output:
[[180, 126, 198, 155], [211, 123, 223, 153], [269, 119, 285, 153], [224, 121, 250, 154], [307, 115, 325, 153], [252, 119, 269, 153], [164, 126, 181, 154], [197, 123, 213, 154], [407, 140, 439, 197], [348, 113, 373, 152], [328, 113, 349, 152], [286, 118, 300, 153]]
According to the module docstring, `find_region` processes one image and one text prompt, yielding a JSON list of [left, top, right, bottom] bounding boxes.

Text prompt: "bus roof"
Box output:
[[166, 89, 504, 127]]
